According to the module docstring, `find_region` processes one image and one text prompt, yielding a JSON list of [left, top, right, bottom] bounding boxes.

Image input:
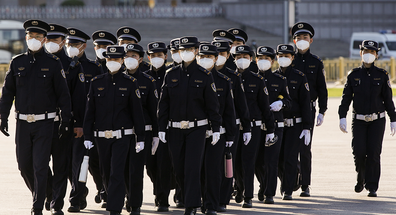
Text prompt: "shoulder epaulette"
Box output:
[[251, 71, 264, 80], [12, 53, 25, 60], [217, 71, 231, 82], [124, 74, 137, 82], [88, 59, 101, 67], [311, 54, 323, 62], [143, 72, 155, 82], [350, 68, 360, 74], [91, 74, 105, 82], [142, 61, 151, 67], [380, 68, 389, 75], [47, 53, 59, 61], [273, 72, 286, 80], [199, 66, 211, 75], [226, 68, 241, 77], [166, 65, 179, 73], [293, 69, 305, 77]]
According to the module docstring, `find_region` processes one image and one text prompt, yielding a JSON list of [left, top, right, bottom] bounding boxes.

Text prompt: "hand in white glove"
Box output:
[[339, 118, 347, 133], [243, 132, 252, 145], [136, 141, 144, 153], [316, 113, 324, 126], [299, 129, 311, 146], [391, 122, 396, 136], [84, 140, 94, 149], [158, 131, 166, 143], [265, 133, 275, 143], [225, 141, 233, 147], [151, 137, 160, 155], [270, 100, 283, 112], [211, 132, 220, 145]]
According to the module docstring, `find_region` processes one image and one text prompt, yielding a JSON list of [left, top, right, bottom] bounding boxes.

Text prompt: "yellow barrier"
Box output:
[[0, 64, 9, 84]]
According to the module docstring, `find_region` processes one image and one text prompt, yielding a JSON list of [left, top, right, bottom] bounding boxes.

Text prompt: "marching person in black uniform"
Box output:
[[83, 46, 146, 215], [44, 23, 86, 215], [338, 40, 396, 197], [167, 38, 182, 68], [122, 43, 158, 215], [291, 22, 328, 197], [116, 26, 151, 72], [232, 45, 275, 208], [197, 44, 237, 215], [157, 36, 222, 215], [254, 46, 291, 204], [92, 30, 117, 70], [65, 27, 105, 212], [144, 42, 174, 212], [211, 40, 251, 212], [274, 44, 312, 200], [0, 19, 72, 215]]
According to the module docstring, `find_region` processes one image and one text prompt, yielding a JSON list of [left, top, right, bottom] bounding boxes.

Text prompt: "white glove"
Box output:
[[158, 131, 166, 143], [316, 113, 324, 126], [151, 137, 160, 155], [84, 140, 94, 149], [269, 100, 283, 112], [211, 132, 220, 145], [299, 129, 311, 146], [265, 133, 275, 143], [243, 132, 252, 145], [136, 141, 144, 153], [225, 141, 233, 147], [391, 122, 396, 136], [339, 118, 347, 133]]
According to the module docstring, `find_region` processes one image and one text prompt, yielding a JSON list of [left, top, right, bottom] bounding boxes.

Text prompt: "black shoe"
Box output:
[[101, 201, 107, 208], [51, 208, 64, 215], [110, 211, 121, 215], [184, 207, 197, 215], [157, 205, 169, 212], [217, 204, 226, 212], [300, 186, 311, 197], [45, 200, 51, 211], [242, 199, 252, 208], [67, 205, 80, 213], [201, 205, 206, 214], [258, 188, 264, 201], [206, 209, 217, 215], [125, 199, 131, 212], [31, 208, 43, 215], [79, 187, 88, 210], [264, 196, 274, 204], [282, 193, 293, 200], [368, 190, 377, 197], [95, 192, 101, 203], [176, 201, 185, 208], [355, 183, 364, 193], [235, 191, 243, 203], [130, 207, 140, 215]]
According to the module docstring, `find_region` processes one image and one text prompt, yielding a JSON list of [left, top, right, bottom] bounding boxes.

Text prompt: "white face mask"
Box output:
[[257, 59, 272, 71], [95, 48, 106, 60], [124, 57, 139, 70], [230, 46, 236, 54], [362, 53, 376, 64], [215, 55, 227, 66], [27, 38, 43, 51], [278, 57, 292, 68], [296, 40, 310, 50], [66, 45, 82, 58], [180, 50, 196, 62], [197, 57, 215, 70], [45, 42, 61, 54], [106, 61, 122, 73], [150, 57, 165, 69], [171, 52, 182, 64], [235, 58, 251, 70]]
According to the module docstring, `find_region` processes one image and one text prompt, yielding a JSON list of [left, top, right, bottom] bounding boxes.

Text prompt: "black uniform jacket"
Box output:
[[146, 64, 167, 94], [80, 52, 104, 94], [158, 59, 221, 133], [84, 70, 146, 142], [339, 63, 396, 121], [0, 48, 71, 122]]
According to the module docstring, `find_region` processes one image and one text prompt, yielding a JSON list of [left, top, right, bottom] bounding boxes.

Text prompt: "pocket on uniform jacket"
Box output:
[[245, 86, 258, 99], [352, 80, 361, 93], [14, 71, 26, 86], [37, 72, 53, 87], [190, 82, 204, 98]]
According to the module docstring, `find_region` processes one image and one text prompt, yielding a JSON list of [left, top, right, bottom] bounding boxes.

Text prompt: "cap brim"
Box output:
[[103, 53, 125, 58], [94, 41, 114, 45], [360, 45, 380, 51], [67, 39, 85, 44], [26, 28, 47, 35], [216, 47, 230, 52], [293, 29, 313, 37], [147, 48, 167, 54], [179, 44, 199, 49]]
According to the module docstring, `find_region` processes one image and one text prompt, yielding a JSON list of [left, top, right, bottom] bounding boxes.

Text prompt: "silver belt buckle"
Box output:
[[104, 130, 113, 139], [364, 115, 373, 122], [180, 121, 189, 129], [284, 119, 291, 127], [26, 114, 36, 123]]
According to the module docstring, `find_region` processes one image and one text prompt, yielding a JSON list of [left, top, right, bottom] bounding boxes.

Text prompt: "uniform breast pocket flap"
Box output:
[[94, 90, 106, 98], [166, 82, 179, 88], [37, 72, 53, 85], [14, 71, 26, 86]]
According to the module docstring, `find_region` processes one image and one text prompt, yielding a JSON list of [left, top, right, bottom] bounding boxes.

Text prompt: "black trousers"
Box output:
[[96, 136, 130, 213], [16, 120, 53, 210], [219, 130, 240, 206], [127, 132, 150, 208], [279, 124, 303, 195], [352, 118, 385, 191], [255, 127, 283, 197], [299, 108, 316, 187], [168, 126, 206, 208], [146, 136, 173, 207], [89, 142, 106, 202], [201, 134, 226, 211], [234, 126, 261, 200], [49, 121, 73, 210], [69, 136, 88, 206]]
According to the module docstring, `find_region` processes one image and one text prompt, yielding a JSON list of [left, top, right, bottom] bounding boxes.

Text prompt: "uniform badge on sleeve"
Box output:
[[135, 89, 141, 98], [264, 87, 269, 95], [61, 69, 66, 79], [388, 80, 392, 88], [211, 83, 216, 92], [305, 83, 310, 91], [154, 89, 159, 99], [79, 73, 85, 82]]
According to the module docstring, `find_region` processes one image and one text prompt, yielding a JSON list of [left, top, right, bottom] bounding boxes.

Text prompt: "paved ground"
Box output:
[[2, 97, 396, 215]]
